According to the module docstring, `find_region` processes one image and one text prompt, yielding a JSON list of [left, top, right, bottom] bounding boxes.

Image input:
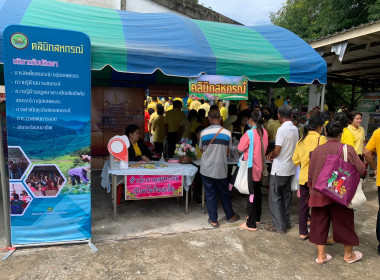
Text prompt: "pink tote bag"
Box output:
[[313, 144, 360, 207]]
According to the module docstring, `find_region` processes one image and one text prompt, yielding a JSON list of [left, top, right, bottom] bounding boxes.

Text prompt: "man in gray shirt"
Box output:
[[200, 107, 240, 227]]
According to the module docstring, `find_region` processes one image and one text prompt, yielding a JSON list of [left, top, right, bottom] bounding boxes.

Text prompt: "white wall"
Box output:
[[0, 86, 4, 94], [125, 0, 187, 16], [59, 0, 121, 9]]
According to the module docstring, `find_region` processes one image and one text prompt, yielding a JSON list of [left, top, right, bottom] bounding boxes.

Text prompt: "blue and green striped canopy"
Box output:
[[0, 0, 327, 84]]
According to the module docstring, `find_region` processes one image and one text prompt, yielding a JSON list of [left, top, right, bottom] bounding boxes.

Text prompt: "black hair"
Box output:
[[173, 100, 182, 108], [278, 104, 292, 119], [148, 108, 154, 115], [156, 103, 163, 110], [250, 110, 264, 137], [325, 121, 343, 138], [348, 111, 362, 124], [125, 124, 140, 137], [300, 114, 325, 142], [197, 109, 206, 123], [157, 106, 164, 115], [188, 109, 197, 121], [210, 104, 219, 111], [332, 112, 349, 128], [228, 103, 238, 115], [14, 193, 19, 200]]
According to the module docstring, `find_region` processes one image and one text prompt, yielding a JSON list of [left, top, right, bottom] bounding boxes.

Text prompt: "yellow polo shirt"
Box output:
[[164, 108, 186, 133], [341, 127, 355, 148], [292, 131, 327, 185], [348, 125, 365, 155], [199, 103, 210, 116], [220, 106, 228, 121], [365, 128, 380, 186], [151, 115, 166, 143], [265, 119, 281, 143], [189, 100, 201, 111]]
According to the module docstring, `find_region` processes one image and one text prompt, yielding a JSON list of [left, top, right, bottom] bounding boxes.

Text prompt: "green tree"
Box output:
[[270, 0, 379, 41]]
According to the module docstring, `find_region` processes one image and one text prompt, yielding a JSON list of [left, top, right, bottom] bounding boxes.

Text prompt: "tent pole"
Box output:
[[0, 114, 11, 247], [320, 85, 326, 111]]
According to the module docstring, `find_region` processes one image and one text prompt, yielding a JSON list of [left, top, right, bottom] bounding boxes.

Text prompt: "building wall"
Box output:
[[125, 0, 186, 16], [59, 0, 240, 24]]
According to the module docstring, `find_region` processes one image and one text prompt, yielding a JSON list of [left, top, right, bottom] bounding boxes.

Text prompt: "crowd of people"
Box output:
[[131, 96, 379, 264], [25, 171, 64, 196]]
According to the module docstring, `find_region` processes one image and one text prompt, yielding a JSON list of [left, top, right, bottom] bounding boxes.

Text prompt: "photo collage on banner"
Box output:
[[3, 25, 91, 244]]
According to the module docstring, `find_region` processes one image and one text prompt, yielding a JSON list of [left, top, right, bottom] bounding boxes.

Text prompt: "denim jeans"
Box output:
[[201, 175, 235, 223], [377, 187, 380, 253]]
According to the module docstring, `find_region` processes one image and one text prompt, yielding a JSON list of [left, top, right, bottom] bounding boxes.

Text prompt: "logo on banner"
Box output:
[[10, 33, 29, 49]]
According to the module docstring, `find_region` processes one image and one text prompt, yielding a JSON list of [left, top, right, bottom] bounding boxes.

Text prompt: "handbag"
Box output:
[[343, 145, 366, 209], [291, 166, 301, 191], [313, 144, 360, 207], [233, 129, 254, 195]]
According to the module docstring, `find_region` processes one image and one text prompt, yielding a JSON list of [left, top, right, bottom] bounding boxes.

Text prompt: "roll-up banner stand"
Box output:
[[3, 25, 97, 256]]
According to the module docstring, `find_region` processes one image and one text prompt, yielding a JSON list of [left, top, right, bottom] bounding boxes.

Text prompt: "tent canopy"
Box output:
[[0, 0, 327, 85]]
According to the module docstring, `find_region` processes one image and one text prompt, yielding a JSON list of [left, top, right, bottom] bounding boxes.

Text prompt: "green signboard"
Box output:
[[189, 75, 248, 101]]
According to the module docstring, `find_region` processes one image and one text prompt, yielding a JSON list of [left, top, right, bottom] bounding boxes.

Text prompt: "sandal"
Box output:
[[300, 234, 309, 241], [264, 225, 285, 234], [208, 219, 219, 228], [315, 254, 332, 264], [239, 222, 257, 232], [227, 213, 240, 223], [344, 251, 363, 264]]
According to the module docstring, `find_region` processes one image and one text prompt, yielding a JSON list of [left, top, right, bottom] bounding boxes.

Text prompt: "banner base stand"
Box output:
[[88, 242, 98, 252], [2, 239, 97, 260], [1, 249, 15, 261]]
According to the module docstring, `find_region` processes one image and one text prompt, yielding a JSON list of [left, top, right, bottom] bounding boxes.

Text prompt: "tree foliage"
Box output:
[[270, 0, 380, 41]]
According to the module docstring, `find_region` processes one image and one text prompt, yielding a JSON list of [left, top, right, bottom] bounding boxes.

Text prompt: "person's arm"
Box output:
[[347, 145, 366, 176], [364, 148, 377, 176], [237, 132, 249, 154], [292, 142, 301, 166], [267, 145, 282, 161], [267, 126, 283, 160], [138, 140, 152, 160]]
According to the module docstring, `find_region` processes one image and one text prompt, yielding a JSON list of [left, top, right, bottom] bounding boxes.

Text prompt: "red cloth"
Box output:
[[308, 140, 365, 207], [309, 203, 359, 246], [144, 111, 150, 133]]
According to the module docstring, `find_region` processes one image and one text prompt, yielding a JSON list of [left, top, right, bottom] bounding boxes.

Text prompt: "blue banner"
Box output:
[[3, 25, 91, 245]]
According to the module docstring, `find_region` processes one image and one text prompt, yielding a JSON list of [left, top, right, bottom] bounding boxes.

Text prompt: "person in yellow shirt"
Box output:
[[347, 111, 365, 159], [292, 114, 327, 240], [363, 127, 380, 255], [165, 100, 186, 157], [147, 97, 157, 112], [274, 96, 284, 108], [199, 100, 211, 117], [189, 98, 201, 111], [126, 124, 153, 162], [332, 112, 355, 148], [151, 106, 166, 157], [219, 100, 228, 121]]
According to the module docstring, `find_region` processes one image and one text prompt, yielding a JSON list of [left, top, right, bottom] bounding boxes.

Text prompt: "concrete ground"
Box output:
[[0, 171, 379, 280]]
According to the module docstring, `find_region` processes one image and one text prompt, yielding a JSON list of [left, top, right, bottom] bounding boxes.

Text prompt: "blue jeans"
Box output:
[[201, 175, 235, 223], [377, 187, 380, 253]]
